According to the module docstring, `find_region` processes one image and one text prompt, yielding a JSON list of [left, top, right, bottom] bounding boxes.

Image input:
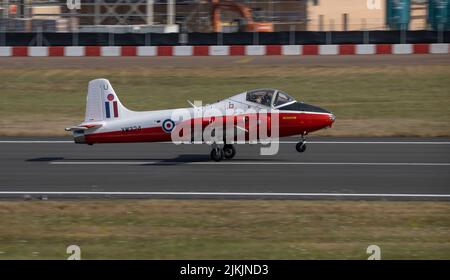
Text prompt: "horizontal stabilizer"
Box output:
[[65, 123, 103, 132]]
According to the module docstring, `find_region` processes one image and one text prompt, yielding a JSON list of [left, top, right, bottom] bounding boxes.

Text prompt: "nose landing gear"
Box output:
[[210, 144, 236, 162], [296, 135, 307, 153], [296, 141, 306, 153]]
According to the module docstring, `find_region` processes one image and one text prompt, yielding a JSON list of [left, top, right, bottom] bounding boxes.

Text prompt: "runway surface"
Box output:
[[0, 137, 449, 200]]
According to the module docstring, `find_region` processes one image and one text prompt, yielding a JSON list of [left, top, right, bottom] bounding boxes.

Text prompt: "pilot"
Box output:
[[261, 93, 272, 106], [255, 95, 263, 104]]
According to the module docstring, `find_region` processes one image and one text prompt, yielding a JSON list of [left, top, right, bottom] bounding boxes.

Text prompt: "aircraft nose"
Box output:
[[327, 113, 336, 127]]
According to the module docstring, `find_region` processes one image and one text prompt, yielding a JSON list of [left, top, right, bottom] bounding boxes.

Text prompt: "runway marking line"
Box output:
[[49, 161, 450, 166], [280, 141, 450, 145], [0, 141, 73, 143], [1, 140, 450, 145], [0, 191, 449, 198]]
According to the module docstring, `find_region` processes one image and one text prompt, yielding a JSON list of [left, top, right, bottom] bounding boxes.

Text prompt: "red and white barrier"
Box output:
[[0, 44, 448, 57]]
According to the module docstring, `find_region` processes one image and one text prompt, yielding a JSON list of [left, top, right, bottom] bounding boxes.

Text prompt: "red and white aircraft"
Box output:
[[66, 79, 335, 161]]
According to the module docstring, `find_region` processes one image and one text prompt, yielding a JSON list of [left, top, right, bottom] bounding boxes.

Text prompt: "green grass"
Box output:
[[0, 200, 449, 259], [0, 65, 449, 136]]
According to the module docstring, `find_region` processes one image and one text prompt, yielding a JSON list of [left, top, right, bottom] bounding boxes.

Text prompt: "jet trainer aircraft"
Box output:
[[66, 79, 335, 161]]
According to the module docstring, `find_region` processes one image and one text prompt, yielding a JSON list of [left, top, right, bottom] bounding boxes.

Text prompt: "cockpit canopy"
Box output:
[[246, 89, 295, 108]]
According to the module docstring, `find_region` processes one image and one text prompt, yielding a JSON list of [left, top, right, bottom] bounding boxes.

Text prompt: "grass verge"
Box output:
[[0, 64, 449, 136], [0, 200, 449, 259]]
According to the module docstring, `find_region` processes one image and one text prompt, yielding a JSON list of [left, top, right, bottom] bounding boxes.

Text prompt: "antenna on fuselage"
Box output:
[[187, 100, 197, 108]]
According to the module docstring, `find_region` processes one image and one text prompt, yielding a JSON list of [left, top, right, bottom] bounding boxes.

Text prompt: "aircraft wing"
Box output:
[[234, 124, 248, 133]]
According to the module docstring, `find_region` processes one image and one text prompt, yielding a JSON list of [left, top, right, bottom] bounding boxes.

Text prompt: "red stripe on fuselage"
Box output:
[[85, 126, 170, 144], [84, 112, 333, 144], [113, 101, 118, 118]]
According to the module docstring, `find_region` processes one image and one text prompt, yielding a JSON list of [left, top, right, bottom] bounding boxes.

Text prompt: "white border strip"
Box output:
[[137, 46, 156, 56], [2, 44, 450, 57], [50, 161, 450, 166], [209, 45, 229, 56], [0, 46, 12, 56], [1, 140, 450, 145], [319, 45, 338, 55], [101, 46, 121, 57], [279, 141, 450, 144], [0, 191, 449, 198], [430, 43, 449, 54], [174, 46, 193, 56], [0, 141, 73, 143], [282, 45, 301, 55], [29, 46, 48, 57], [356, 44, 375, 55], [246, 45, 265, 56], [393, 44, 413, 54], [64, 46, 84, 57]]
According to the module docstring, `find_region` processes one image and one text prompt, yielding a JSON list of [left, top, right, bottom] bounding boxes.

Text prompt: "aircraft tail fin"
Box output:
[[84, 78, 131, 122]]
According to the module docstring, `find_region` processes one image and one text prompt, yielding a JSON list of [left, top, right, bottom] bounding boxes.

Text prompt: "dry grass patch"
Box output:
[[0, 200, 449, 259]]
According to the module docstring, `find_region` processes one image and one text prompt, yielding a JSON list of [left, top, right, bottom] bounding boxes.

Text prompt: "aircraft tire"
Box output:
[[210, 148, 224, 162], [296, 142, 306, 153], [223, 144, 236, 159]]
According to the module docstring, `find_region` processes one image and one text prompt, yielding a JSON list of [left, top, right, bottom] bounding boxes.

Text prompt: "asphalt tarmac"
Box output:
[[0, 137, 449, 200]]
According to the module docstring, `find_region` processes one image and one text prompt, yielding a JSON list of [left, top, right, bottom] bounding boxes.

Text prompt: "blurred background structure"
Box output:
[[0, 0, 449, 47], [0, 0, 448, 33]]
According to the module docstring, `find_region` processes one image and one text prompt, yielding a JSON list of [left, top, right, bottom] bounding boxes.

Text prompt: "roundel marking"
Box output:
[[107, 94, 115, 101], [162, 119, 175, 133]]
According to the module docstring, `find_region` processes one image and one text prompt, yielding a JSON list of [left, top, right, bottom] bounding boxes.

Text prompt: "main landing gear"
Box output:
[[296, 135, 307, 153], [210, 144, 236, 162]]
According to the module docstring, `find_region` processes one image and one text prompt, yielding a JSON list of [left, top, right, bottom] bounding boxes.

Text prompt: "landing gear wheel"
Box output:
[[223, 144, 236, 159], [210, 147, 224, 162], [296, 141, 306, 153]]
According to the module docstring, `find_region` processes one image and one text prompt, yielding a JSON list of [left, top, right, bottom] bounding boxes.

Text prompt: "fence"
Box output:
[[1, 0, 440, 33], [1, 29, 449, 46]]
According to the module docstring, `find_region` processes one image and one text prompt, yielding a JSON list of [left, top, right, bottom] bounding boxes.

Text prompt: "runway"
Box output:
[[0, 137, 449, 200]]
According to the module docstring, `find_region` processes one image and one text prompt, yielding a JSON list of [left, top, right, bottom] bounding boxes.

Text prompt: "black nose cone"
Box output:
[[279, 102, 331, 114]]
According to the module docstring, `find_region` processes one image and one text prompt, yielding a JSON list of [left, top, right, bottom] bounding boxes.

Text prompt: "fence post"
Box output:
[[326, 19, 334, 45], [146, 0, 154, 25], [167, 0, 175, 25], [342, 13, 348, 31], [253, 30, 258, 45], [400, 24, 406, 44], [145, 32, 151, 46], [37, 26, 43, 46], [362, 18, 369, 44], [438, 23, 444, 43], [94, 0, 100, 25], [319, 15, 324, 32], [217, 31, 223, 45], [179, 30, 188, 46], [0, 25, 5, 46], [108, 27, 114, 46], [289, 24, 295, 45], [72, 30, 79, 46]]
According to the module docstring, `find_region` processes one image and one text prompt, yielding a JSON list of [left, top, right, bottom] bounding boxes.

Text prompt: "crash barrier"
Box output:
[[0, 31, 449, 46], [0, 44, 448, 56]]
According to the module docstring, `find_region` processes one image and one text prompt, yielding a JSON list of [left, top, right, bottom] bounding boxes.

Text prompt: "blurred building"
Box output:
[[307, 0, 427, 31], [0, 0, 443, 32], [0, 0, 307, 32], [68, 0, 307, 32], [0, 0, 71, 31]]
